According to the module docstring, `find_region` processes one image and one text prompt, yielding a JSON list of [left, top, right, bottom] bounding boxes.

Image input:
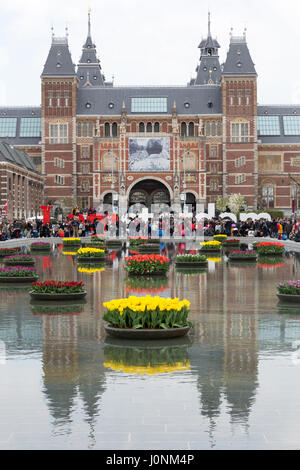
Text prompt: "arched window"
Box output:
[[89, 122, 94, 137], [77, 122, 81, 137], [188, 122, 195, 137], [112, 122, 118, 137], [211, 121, 216, 137], [206, 121, 210, 136], [146, 122, 152, 133], [105, 123, 111, 137], [217, 121, 222, 136], [154, 122, 160, 133], [83, 122, 88, 137], [262, 183, 275, 208], [139, 122, 145, 133], [181, 122, 187, 137]]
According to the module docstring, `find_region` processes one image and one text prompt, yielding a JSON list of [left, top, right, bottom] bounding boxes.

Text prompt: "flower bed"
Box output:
[[256, 242, 285, 256], [30, 242, 51, 251], [106, 240, 123, 249], [62, 251, 78, 256], [86, 236, 106, 247], [0, 266, 38, 283], [0, 247, 22, 257], [200, 241, 222, 252], [129, 237, 160, 247], [3, 255, 35, 266], [62, 238, 82, 246], [77, 247, 106, 262], [30, 281, 87, 301], [213, 235, 227, 242], [228, 250, 257, 261], [175, 254, 208, 267], [103, 344, 191, 375], [277, 281, 300, 303], [125, 254, 170, 276], [103, 296, 193, 332]]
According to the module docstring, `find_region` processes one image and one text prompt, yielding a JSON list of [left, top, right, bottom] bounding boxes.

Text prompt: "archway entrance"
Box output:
[[129, 180, 171, 210]]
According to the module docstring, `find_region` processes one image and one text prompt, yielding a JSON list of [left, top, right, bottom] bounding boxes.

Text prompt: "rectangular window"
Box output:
[[81, 146, 89, 159], [82, 181, 90, 192], [235, 156, 246, 168], [65, 91, 69, 107], [49, 91, 53, 107], [283, 116, 300, 135], [238, 90, 242, 106], [20, 118, 42, 138], [55, 175, 64, 185], [235, 174, 246, 184], [82, 163, 89, 174], [258, 116, 281, 136], [210, 145, 218, 158], [0, 118, 17, 137], [50, 124, 68, 144], [55, 158, 64, 169], [89, 122, 94, 137], [57, 92, 60, 107], [246, 90, 251, 106], [131, 97, 168, 113], [210, 180, 218, 191], [231, 122, 249, 143], [229, 90, 234, 106]]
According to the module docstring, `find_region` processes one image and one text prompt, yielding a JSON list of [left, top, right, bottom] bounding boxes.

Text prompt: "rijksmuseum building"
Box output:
[[1, 13, 300, 216]]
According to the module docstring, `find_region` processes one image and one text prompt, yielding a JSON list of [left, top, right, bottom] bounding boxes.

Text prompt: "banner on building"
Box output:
[[129, 138, 170, 172]]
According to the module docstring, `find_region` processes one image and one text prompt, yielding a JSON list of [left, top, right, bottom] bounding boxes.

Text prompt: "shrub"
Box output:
[[125, 254, 169, 276], [103, 296, 193, 329]]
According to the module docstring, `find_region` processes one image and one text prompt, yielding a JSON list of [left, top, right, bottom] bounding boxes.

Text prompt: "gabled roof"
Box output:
[[0, 141, 39, 173], [223, 36, 256, 76], [42, 36, 76, 77]]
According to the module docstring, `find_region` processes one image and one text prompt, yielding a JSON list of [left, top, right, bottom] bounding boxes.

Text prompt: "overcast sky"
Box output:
[[0, 0, 299, 107]]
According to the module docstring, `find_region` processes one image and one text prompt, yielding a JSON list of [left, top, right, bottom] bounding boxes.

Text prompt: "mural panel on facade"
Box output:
[[129, 138, 170, 172]]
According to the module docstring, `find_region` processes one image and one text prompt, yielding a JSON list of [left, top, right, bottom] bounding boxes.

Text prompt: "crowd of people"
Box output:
[[1, 208, 300, 242]]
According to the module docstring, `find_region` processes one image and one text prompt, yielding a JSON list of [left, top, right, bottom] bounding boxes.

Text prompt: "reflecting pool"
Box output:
[[0, 242, 300, 450]]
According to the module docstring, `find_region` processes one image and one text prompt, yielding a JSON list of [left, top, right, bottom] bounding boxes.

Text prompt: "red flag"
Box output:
[[5, 201, 8, 214]]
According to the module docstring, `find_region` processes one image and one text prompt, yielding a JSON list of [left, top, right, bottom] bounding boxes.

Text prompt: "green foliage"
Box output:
[[176, 255, 207, 263], [103, 306, 193, 330], [256, 245, 285, 255]]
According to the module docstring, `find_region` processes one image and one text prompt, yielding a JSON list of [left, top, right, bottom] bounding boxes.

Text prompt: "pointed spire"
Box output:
[[208, 11, 211, 38], [88, 8, 91, 38]]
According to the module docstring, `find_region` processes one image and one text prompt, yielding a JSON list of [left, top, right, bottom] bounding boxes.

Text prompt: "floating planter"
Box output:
[[62, 251, 78, 256], [125, 254, 170, 276], [103, 296, 193, 340], [129, 237, 160, 248], [3, 255, 35, 266], [62, 238, 82, 247], [256, 242, 285, 256], [277, 281, 300, 303], [139, 243, 161, 254], [30, 242, 51, 251], [175, 254, 208, 268], [228, 250, 257, 262], [200, 241, 222, 253], [103, 344, 191, 375], [222, 239, 240, 249], [77, 247, 106, 263], [0, 266, 38, 283], [0, 247, 22, 258], [30, 281, 87, 301], [213, 234, 228, 243]]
